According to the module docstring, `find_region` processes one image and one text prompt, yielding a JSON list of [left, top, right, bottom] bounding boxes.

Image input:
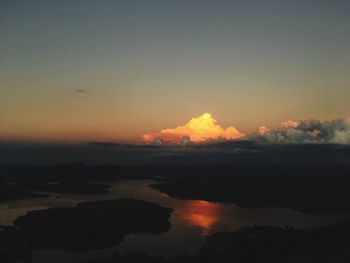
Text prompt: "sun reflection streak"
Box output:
[[180, 200, 222, 234]]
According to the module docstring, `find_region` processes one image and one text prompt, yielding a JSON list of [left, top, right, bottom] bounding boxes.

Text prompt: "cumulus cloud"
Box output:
[[141, 113, 350, 145], [250, 116, 350, 144], [280, 120, 299, 129], [142, 113, 245, 144], [258, 126, 270, 135]]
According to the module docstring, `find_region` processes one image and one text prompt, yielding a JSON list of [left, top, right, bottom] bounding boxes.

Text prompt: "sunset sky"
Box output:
[[1, 1, 350, 143]]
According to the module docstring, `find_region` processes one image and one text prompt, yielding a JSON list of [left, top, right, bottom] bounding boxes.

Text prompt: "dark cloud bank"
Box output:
[[249, 117, 350, 144], [0, 141, 350, 167]]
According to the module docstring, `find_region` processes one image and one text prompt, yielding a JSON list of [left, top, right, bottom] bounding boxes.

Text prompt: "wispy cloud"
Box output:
[[74, 89, 88, 93]]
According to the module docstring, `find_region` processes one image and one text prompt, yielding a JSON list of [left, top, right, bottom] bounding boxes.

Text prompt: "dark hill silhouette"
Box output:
[[0, 199, 173, 263], [14, 199, 173, 251], [86, 222, 350, 263]]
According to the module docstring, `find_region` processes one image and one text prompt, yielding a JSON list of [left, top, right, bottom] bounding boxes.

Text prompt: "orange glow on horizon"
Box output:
[[142, 113, 245, 144]]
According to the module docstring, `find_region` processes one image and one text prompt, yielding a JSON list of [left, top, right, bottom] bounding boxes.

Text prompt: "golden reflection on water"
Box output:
[[180, 200, 222, 234]]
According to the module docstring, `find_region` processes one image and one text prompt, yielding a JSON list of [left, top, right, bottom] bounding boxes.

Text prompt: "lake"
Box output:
[[1, 179, 350, 263]]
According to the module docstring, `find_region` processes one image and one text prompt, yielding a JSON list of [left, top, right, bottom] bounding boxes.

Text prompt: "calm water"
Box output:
[[1, 179, 350, 263]]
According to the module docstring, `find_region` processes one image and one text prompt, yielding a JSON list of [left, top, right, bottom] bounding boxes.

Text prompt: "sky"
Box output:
[[1, 0, 350, 143]]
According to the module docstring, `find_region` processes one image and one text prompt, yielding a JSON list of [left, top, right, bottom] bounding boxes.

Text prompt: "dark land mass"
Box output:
[[0, 164, 160, 201], [148, 149, 350, 213], [0, 225, 31, 263], [1, 160, 350, 213], [86, 221, 350, 263], [151, 170, 350, 214], [0, 199, 172, 262], [1, 143, 350, 263]]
